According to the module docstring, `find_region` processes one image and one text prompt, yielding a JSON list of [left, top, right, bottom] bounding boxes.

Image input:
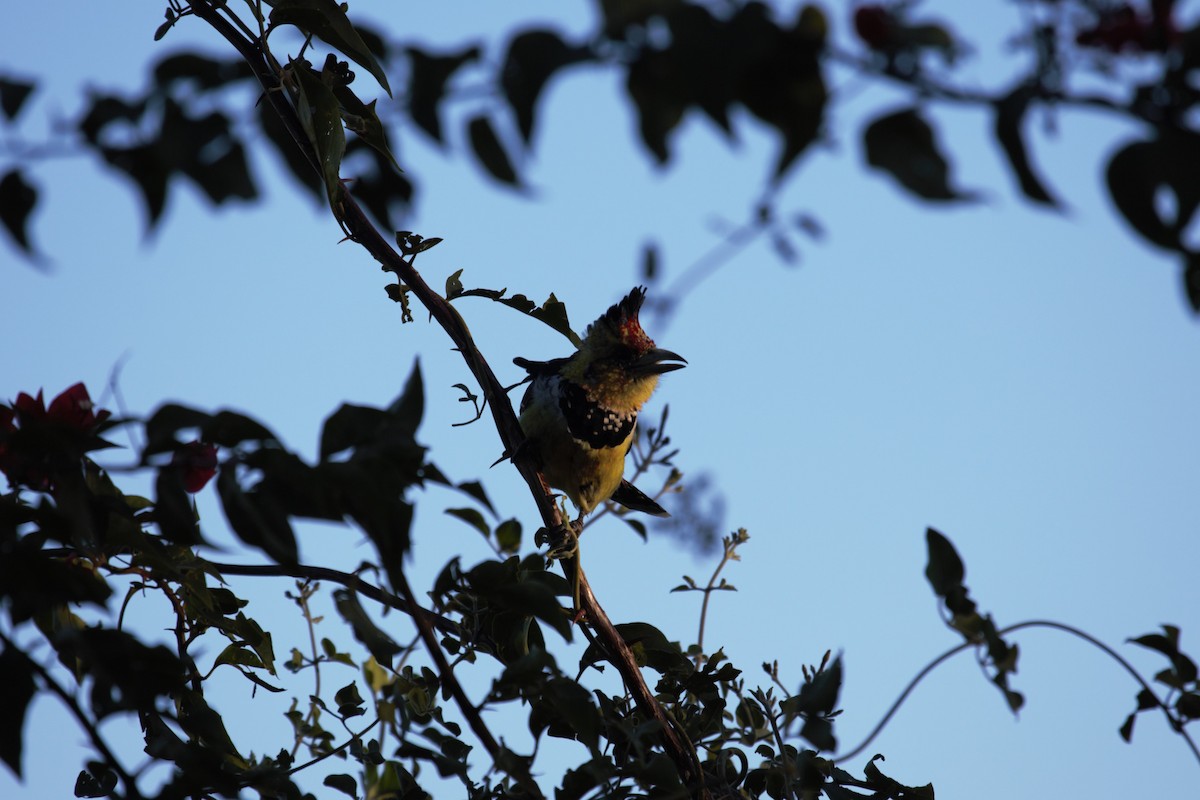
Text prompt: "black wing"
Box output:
[[609, 479, 668, 517]]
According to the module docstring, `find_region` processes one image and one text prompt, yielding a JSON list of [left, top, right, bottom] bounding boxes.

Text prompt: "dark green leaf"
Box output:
[[924, 527, 965, 597], [292, 60, 347, 210], [864, 107, 978, 201], [388, 359, 425, 440], [446, 507, 489, 537], [580, 621, 689, 675], [0, 644, 36, 777], [335, 681, 366, 718], [494, 291, 580, 346], [0, 170, 37, 255], [216, 467, 298, 565], [144, 404, 213, 456], [179, 689, 240, 757], [203, 410, 276, 448], [99, 144, 169, 229], [626, 50, 686, 164], [334, 589, 401, 667], [334, 86, 402, 172], [1106, 133, 1200, 253], [800, 716, 836, 752], [495, 518, 522, 553], [213, 643, 265, 670], [500, 29, 589, 142], [467, 115, 520, 187], [406, 45, 481, 144], [794, 655, 842, 717], [73, 763, 118, 798], [152, 53, 251, 92], [324, 774, 357, 798], [1176, 692, 1200, 719], [0, 77, 35, 122], [1185, 253, 1200, 314], [320, 403, 390, 460], [1119, 711, 1137, 742], [155, 465, 203, 545], [270, 0, 392, 94]]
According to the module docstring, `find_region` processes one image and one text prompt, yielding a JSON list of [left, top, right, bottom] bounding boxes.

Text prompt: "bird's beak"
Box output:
[[631, 348, 687, 376]]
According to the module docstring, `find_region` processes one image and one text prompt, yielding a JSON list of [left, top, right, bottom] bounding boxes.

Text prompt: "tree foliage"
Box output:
[[3, 0, 1200, 307], [2, 2, 1200, 799]]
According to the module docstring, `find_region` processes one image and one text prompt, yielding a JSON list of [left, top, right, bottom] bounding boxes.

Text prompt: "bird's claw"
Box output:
[[544, 520, 581, 561]]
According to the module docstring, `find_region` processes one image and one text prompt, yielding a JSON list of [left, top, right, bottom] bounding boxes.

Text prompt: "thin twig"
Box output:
[[205, 560, 457, 636], [833, 619, 1200, 766]]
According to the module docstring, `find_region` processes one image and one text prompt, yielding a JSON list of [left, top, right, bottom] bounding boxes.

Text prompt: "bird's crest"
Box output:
[[585, 286, 654, 353]]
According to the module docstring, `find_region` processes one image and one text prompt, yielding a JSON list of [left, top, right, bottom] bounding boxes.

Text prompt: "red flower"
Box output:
[[172, 441, 218, 493], [0, 382, 112, 492], [46, 382, 112, 430]]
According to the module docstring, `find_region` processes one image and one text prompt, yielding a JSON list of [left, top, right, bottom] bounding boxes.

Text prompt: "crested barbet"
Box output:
[[514, 286, 686, 527]]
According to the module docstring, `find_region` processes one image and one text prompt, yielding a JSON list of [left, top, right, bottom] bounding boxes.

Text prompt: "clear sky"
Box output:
[[3, 1, 1198, 798]]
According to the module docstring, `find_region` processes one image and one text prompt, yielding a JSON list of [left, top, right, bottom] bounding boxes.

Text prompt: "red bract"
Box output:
[[172, 441, 219, 493], [0, 382, 112, 492], [47, 382, 112, 430]]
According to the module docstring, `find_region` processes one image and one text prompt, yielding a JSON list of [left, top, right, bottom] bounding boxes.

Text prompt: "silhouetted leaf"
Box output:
[[0, 644, 36, 777], [446, 507, 490, 537], [0, 170, 37, 254], [99, 144, 169, 228], [864, 107, 977, 201], [324, 774, 357, 798], [495, 519, 522, 553], [0, 77, 34, 122], [78, 94, 146, 145], [1106, 132, 1200, 253], [389, 359, 425, 440], [333, 589, 401, 667], [270, 0, 392, 95], [216, 467, 298, 565], [924, 527, 964, 596], [144, 404, 213, 456], [626, 49, 686, 164], [995, 86, 1060, 207], [1186, 253, 1200, 314], [74, 763, 118, 798], [292, 61, 347, 210], [405, 45, 480, 144], [152, 53, 251, 92], [344, 137, 414, 230], [335, 87, 401, 172], [501, 29, 589, 143], [203, 410, 277, 448], [334, 681, 366, 718], [321, 403, 390, 460], [732, 4, 826, 181], [155, 466, 203, 545], [467, 115, 521, 187]]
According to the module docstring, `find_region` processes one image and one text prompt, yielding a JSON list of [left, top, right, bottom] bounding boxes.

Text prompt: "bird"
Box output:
[[514, 286, 686, 537]]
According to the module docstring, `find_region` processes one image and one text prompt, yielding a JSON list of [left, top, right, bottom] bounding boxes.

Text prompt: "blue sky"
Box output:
[[3, 1, 1198, 798]]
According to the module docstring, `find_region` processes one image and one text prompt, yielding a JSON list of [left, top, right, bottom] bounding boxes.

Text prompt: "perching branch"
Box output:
[[183, 2, 704, 793]]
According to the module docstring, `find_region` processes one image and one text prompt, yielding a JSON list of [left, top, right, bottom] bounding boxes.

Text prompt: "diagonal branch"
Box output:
[[184, 1, 704, 793]]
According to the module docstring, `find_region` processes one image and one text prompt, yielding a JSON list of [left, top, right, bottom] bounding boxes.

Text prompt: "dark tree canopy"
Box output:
[[1, 2, 1198, 800]]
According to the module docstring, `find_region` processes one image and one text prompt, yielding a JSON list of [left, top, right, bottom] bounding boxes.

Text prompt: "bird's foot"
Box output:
[[543, 519, 581, 562]]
